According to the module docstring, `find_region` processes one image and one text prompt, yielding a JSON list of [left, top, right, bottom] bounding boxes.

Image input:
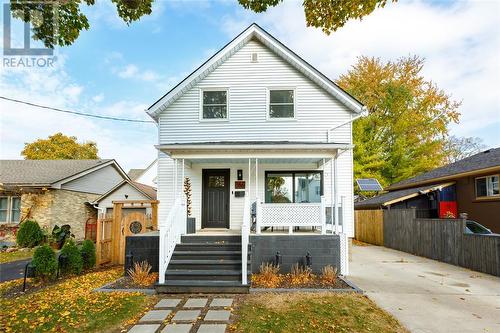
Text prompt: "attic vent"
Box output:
[[251, 52, 258, 63]]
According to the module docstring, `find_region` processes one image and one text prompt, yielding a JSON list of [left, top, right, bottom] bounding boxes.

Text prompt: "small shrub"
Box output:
[[60, 239, 83, 275], [16, 220, 44, 248], [289, 263, 315, 286], [251, 262, 283, 288], [127, 261, 157, 287], [80, 240, 96, 270], [32, 245, 57, 281], [320, 265, 337, 285]]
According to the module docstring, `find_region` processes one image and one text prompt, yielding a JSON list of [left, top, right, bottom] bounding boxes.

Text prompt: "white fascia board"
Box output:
[[156, 143, 353, 151]]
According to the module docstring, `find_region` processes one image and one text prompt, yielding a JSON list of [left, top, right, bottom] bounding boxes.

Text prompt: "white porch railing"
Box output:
[[256, 196, 326, 234], [158, 194, 186, 284], [241, 195, 251, 285]]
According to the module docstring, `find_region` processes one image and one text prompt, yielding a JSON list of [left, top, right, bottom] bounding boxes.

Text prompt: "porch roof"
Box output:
[[156, 141, 352, 161]]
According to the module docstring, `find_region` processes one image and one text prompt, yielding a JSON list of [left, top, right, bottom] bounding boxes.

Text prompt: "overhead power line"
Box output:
[[0, 96, 155, 123]]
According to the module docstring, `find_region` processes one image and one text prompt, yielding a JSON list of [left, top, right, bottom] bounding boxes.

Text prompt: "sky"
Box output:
[[0, 0, 499, 172]]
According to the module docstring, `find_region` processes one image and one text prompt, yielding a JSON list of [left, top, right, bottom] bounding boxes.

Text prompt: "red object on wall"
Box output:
[[439, 201, 458, 218]]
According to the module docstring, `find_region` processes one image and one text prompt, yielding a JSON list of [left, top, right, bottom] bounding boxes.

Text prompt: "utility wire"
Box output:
[[0, 96, 155, 123]]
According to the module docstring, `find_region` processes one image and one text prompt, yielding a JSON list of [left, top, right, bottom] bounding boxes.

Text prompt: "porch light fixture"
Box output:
[[237, 169, 243, 180], [275, 251, 282, 266]]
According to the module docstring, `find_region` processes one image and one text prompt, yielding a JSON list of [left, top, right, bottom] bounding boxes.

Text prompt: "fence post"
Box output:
[[95, 215, 102, 266]]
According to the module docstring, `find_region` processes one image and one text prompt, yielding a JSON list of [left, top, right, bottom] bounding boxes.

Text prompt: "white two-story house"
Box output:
[[143, 24, 365, 293]]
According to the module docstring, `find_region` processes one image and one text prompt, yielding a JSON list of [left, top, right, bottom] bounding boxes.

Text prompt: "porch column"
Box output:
[[334, 153, 339, 234], [255, 158, 261, 234], [173, 158, 177, 199]]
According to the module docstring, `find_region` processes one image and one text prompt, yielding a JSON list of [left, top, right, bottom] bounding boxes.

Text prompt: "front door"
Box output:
[[202, 169, 230, 228]]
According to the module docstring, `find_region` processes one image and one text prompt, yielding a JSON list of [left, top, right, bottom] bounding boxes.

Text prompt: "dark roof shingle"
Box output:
[[0, 159, 111, 186], [387, 148, 500, 190]]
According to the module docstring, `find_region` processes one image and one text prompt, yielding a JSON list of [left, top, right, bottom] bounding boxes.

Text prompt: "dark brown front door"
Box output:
[[202, 169, 230, 228]]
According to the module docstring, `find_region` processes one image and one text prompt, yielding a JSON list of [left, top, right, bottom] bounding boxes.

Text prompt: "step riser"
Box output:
[[181, 235, 241, 244], [168, 263, 246, 270], [155, 285, 249, 294], [172, 253, 244, 260], [176, 244, 242, 251], [165, 274, 248, 281]]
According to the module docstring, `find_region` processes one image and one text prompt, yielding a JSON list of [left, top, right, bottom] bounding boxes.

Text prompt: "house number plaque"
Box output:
[[235, 180, 245, 189]]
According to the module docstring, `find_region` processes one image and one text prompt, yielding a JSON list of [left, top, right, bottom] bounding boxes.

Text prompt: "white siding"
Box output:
[[158, 39, 352, 144], [136, 160, 158, 188], [61, 165, 124, 194], [96, 182, 151, 209]]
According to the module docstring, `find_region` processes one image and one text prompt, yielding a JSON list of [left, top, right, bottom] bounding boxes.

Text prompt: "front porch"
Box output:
[[155, 142, 353, 292]]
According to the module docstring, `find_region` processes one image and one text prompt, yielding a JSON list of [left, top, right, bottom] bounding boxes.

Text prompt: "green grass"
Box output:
[[0, 248, 35, 264], [232, 293, 408, 333], [0, 267, 155, 333]]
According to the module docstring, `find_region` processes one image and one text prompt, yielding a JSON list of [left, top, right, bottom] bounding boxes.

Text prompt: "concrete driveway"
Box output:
[[350, 244, 500, 333]]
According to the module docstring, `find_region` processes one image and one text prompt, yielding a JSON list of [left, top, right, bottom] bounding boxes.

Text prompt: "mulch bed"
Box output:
[[252, 276, 353, 290]]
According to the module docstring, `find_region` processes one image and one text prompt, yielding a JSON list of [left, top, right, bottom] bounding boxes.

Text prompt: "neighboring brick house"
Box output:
[[355, 148, 500, 232], [0, 159, 129, 243]]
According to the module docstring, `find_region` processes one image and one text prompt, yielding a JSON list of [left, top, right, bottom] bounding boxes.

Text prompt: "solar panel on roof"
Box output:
[[356, 178, 383, 191]]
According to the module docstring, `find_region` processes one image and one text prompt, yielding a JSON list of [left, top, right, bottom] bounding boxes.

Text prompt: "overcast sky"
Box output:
[[1, 0, 499, 171]]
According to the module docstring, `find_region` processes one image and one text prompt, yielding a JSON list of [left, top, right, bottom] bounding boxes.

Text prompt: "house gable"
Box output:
[[60, 164, 125, 195], [156, 38, 356, 144]]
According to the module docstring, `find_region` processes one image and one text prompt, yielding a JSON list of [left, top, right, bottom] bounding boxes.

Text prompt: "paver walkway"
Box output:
[[128, 295, 234, 333]]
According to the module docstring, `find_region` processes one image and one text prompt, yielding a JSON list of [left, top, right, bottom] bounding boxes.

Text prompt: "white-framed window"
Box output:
[[200, 88, 229, 120], [0, 196, 21, 224], [268, 88, 295, 119], [475, 175, 499, 198]]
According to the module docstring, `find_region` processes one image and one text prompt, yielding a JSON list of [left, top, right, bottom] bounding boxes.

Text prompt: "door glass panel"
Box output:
[[208, 175, 225, 188], [266, 173, 293, 203], [295, 173, 322, 203]]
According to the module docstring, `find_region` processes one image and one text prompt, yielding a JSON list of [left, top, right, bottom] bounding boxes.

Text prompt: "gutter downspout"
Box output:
[[326, 107, 366, 143]]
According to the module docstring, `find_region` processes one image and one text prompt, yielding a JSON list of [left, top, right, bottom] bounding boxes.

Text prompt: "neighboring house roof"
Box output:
[[128, 168, 145, 181], [355, 183, 455, 210], [0, 159, 129, 187], [387, 148, 500, 190], [90, 180, 157, 204], [147, 23, 365, 120]]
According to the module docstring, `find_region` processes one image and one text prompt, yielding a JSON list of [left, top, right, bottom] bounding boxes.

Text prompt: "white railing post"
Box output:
[[321, 196, 326, 235], [341, 195, 346, 234], [256, 199, 261, 234], [241, 196, 250, 285], [334, 155, 339, 234]]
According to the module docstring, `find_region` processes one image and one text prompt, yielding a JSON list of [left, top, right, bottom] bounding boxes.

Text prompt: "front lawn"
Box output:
[[0, 267, 155, 332], [231, 292, 408, 333], [0, 248, 35, 264]]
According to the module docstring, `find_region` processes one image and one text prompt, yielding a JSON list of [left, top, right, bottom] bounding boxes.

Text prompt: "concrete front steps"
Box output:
[[155, 235, 250, 294]]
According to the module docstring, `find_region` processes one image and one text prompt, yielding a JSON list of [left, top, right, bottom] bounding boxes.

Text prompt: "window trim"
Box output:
[[475, 174, 500, 199], [0, 196, 21, 224], [266, 87, 297, 120], [199, 88, 230, 121], [265, 170, 324, 204]]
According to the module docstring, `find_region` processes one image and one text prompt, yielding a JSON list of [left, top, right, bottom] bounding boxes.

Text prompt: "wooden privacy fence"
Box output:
[[96, 215, 113, 265], [354, 209, 384, 246], [96, 200, 158, 266], [383, 209, 500, 277]]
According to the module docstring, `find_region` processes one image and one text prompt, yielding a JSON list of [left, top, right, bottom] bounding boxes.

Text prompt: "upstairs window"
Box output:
[[269, 89, 294, 118], [475, 175, 499, 198], [202, 90, 227, 119]]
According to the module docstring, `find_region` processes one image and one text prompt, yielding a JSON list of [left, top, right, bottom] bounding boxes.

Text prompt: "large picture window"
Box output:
[[265, 171, 323, 203], [475, 175, 499, 198], [202, 90, 227, 119], [268, 89, 294, 118]]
